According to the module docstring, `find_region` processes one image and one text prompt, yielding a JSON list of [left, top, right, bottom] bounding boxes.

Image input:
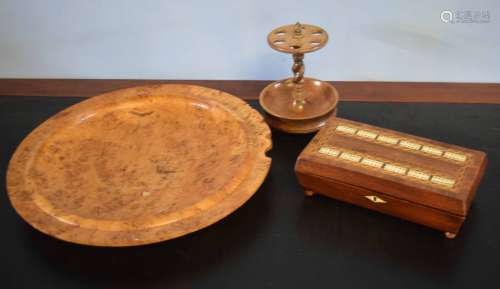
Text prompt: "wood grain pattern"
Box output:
[[296, 173, 464, 235], [1, 79, 500, 103], [259, 78, 339, 133], [6, 84, 272, 246], [295, 117, 487, 237]]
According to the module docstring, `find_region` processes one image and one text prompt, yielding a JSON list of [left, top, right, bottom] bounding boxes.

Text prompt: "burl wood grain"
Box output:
[[7, 84, 272, 246]]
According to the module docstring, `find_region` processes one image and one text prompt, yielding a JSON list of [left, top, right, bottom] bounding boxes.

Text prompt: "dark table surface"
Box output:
[[1, 96, 500, 289]]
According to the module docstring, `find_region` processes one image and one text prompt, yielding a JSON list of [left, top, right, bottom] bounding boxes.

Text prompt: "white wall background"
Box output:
[[0, 0, 498, 82]]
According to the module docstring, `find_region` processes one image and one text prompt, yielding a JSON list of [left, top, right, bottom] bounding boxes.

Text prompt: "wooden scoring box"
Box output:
[[295, 117, 487, 238]]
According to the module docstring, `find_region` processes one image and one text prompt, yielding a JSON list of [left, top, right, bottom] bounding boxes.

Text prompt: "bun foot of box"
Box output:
[[444, 232, 457, 239], [304, 190, 315, 197]]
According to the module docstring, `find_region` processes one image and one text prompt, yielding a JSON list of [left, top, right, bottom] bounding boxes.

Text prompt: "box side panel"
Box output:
[[296, 171, 464, 234], [296, 157, 466, 216], [464, 152, 488, 214]]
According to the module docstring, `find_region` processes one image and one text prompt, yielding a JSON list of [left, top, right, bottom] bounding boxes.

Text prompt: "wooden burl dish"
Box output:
[[7, 84, 272, 246]]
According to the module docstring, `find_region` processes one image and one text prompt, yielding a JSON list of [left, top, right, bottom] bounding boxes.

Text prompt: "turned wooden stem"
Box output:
[[292, 53, 304, 84]]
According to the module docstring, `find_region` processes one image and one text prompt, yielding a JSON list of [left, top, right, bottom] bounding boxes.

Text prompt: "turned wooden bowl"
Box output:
[[259, 78, 339, 133], [7, 84, 272, 246]]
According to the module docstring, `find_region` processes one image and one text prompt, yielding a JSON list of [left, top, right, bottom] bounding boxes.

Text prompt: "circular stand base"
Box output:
[[263, 108, 337, 134], [259, 77, 339, 134]]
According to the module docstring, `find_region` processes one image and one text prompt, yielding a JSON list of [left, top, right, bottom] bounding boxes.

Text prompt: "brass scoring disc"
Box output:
[[267, 23, 329, 54]]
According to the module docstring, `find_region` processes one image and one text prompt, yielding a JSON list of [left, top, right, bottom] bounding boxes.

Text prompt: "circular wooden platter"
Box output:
[[7, 85, 272, 247]]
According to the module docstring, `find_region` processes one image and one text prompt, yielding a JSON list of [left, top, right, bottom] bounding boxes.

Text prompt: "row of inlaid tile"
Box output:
[[318, 146, 456, 188], [334, 124, 467, 162]]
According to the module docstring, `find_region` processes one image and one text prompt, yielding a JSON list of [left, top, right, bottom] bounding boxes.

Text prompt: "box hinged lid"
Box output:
[[295, 118, 487, 216]]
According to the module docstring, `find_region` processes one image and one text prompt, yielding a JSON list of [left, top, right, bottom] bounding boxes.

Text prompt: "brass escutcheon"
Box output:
[[364, 195, 387, 203]]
